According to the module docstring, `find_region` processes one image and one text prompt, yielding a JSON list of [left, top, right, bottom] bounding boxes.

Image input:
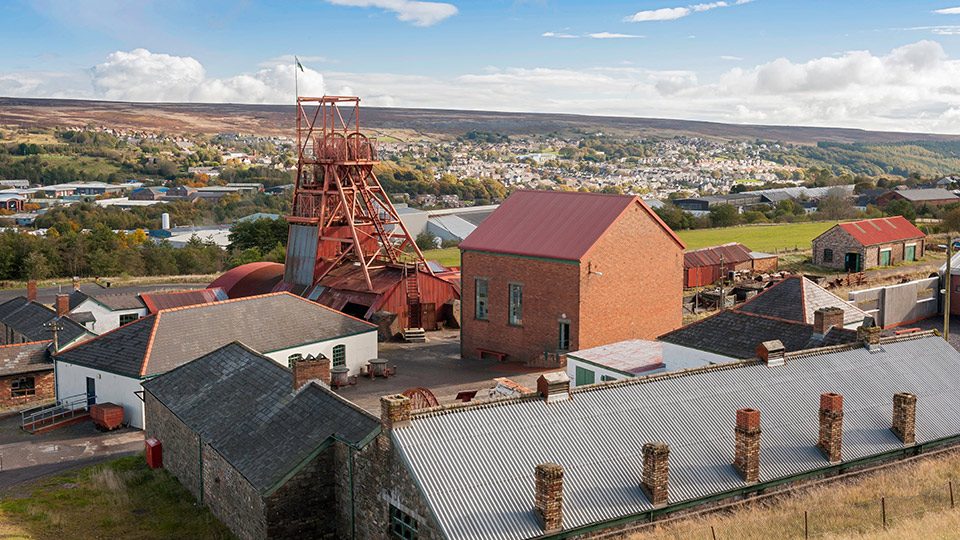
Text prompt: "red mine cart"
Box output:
[[145, 438, 162, 469], [90, 403, 124, 431]]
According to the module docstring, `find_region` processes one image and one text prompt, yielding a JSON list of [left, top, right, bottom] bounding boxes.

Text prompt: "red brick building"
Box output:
[[459, 190, 685, 364], [0, 341, 54, 408]]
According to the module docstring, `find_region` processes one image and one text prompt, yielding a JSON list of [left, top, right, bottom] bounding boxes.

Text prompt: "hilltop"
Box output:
[[4, 97, 960, 145]]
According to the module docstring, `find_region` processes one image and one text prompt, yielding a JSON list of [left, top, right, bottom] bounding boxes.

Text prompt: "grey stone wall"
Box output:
[[338, 433, 444, 539], [143, 391, 202, 500], [812, 227, 860, 269], [265, 445, 338, 539], [202, 443, 268, 540]]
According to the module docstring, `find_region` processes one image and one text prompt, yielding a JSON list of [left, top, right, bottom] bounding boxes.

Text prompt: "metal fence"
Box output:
[[640, 481, 957, 540]]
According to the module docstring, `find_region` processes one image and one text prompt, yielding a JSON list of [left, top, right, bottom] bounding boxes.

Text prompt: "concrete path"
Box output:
[[0, 414, 143, 488]]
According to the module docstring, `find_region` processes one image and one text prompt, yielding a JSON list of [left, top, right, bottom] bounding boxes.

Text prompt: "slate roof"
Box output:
[[458, 190, 684, 261], [826, 216, 925, 247], [69, 290, 145, 311], [0, 340, 52, 376], [0, 297, 90, 346], [142, 342, 380, 493], [736, 276, 868, 326], [393, 333, 960, 540], [890, 188, 959, 202], [55, 293, 376, 378]]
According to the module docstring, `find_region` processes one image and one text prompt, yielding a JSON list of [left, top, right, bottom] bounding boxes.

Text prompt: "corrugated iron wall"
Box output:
[[284, 224, 320, 285], [378, 272, 460, 329]]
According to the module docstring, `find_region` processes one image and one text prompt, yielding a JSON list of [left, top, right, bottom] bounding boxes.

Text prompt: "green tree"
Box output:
[[708, 204, 740, 228], [23, 251, 48, 280], [415, 231, 439, 251], [885, 199, 917, 221]]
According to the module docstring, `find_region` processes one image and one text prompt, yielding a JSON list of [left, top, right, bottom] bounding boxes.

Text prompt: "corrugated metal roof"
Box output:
[[836, 216, 925, 246], [141, 288, 229, 313], [684, 243, 753, 268], [393, 335, 960, 540], [889, 188, 959, 202], [208, 262, 285, 299], [458, 190, 684, 261]]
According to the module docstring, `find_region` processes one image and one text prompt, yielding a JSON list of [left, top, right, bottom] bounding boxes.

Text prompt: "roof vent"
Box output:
[[757, 340, 786, 367], [537, 372, 571, 403]]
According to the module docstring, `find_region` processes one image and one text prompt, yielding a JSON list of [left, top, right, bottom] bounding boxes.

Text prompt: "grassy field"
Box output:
[[631, 448, 960, 540], [10, 154, 121, 176], [0, 455, 234, 540], [422, 247, 461, 267], [677, 222, 835, 252]]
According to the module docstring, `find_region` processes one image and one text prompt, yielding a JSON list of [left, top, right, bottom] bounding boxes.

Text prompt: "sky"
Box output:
[[7, 1, 960, 133]]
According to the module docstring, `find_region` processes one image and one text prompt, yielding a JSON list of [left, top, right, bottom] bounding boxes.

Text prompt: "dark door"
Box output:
[[558, 321, 570, 350], [421, 303, 436, 330], [845, 252, 860, 272], [86, 377, 96, 406]]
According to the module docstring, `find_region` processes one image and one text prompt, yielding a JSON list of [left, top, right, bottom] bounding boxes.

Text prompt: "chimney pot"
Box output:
[[56, 294, 69, 319], [757, 340, 785, 366], [291, 354, 330, 393], [734, 408, 761, 484], [537, 371, 571, 403], [641, 442, 670, 507], [814, 306, 844, 336], [27, 280, 37, 303], [817, 392, 844, 463], [534, 463, 564, 532], [891, 392, 917, 446]]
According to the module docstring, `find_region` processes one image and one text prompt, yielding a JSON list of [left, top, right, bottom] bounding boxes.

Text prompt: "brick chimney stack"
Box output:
[[378, 394, 412, 454], [534, 463, 564, 532], [641, 442, 670, 507], [891, 392, 917, 446], [857, 324, 881, 351], [55, 294, 70, 318], [72, 277, 80, 291], [291, 354, 330, 393], [817, 393, 843, 463], [814, 307, 844, 336], [27, 280, 37, 303], [757, 340, 785, 367], [734, 408, 761, 484]]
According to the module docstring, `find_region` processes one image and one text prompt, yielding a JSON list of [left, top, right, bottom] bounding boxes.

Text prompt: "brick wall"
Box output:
[[579, 202, 683, 346], [264, 447, 338, 539], [202, 443, 268, 540], [461, 251, 581, 363], [339, 433, 444, 539], [144, 391, 202, 499], [752, 255, 779, 274], [0, 370, 53, 407], [813, 225, 925, 270]]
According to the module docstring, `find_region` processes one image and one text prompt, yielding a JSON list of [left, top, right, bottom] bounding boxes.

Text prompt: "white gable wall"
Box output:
[[55, 360, 146, 429], [263, 329, 378, 376], [71, 298, 147, 334]]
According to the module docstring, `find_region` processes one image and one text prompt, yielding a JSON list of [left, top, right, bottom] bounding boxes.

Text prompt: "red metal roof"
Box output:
[[684, 243, 754, 268], [141, 288, 229, 314], [208, 262, 285, 299], [458, 190, 684, 261], [836, 216, 925, 246]]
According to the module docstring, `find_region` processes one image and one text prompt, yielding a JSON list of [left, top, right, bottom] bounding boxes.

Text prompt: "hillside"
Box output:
[[4, 97, 960, 145]]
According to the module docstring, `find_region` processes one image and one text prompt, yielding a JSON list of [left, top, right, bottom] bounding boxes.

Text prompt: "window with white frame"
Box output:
[[508, 283, 523, 326]]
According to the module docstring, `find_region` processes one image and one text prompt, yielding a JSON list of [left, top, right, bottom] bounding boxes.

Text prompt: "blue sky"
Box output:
[[5, 1, 960, 132]]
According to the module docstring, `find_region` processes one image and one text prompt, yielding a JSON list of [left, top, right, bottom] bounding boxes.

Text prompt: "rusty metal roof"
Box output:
[[141, 288, 228, 313], [684, 242, 754, 268], [458, 190, 684, 261], [834, 217, 925, 246], [208, 262, 285, 299]]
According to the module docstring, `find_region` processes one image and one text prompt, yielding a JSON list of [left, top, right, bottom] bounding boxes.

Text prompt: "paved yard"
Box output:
[[0, 413, 143, 488], [896, 315, 960, 353], [335, 329, 554, 413]]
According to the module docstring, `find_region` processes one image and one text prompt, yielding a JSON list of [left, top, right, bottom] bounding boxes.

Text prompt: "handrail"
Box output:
[[21, 392, 94, 430]]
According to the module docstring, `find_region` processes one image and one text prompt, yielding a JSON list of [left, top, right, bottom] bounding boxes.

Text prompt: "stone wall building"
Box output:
[[143, 342, 380, 540], [459, 190, 686, 365], [0, 340, 54, 407], [811, 216, 925, 271]]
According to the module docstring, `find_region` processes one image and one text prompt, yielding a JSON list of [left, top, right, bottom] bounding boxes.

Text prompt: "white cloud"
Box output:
[[325, 0, 458, 26], [625, 0, 752, 22], [542, 31, 578, 38], [906, 25, 960, 35], [258, 55, 332, 67], [934, 6, 960, 14], [720, 55, 743, 60], [624, 7, 690, 22], [587, 32, 644, 39]]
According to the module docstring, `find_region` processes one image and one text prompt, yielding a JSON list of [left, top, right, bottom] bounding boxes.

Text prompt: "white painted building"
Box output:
[[566, 339, 723, 387], [68, 291, 147, 334], [55, 293, 378, 429]]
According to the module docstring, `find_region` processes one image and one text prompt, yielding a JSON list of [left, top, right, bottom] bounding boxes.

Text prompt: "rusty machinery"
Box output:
[[284, 96, 433, 291], [401, 387, 440, 410]]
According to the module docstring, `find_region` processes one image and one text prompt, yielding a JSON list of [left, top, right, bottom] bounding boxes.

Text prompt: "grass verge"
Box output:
[[677, 222, 835, 252], [0, 454, 234, 540], [630, 448, 960, 540], [422, 247, 461, 267]]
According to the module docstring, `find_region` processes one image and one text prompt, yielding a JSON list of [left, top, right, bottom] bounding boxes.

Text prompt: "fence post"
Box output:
[[711, 526, 717, 540], [951, 481, 955, 509], [804, 510, 808, 539], [881, 497, 886, 529]]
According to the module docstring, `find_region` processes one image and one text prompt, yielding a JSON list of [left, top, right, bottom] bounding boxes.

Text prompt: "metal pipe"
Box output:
[[946, 239, 952, 342]]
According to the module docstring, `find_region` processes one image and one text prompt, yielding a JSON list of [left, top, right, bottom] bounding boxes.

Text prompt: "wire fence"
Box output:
[[640, 481, 957, 540]]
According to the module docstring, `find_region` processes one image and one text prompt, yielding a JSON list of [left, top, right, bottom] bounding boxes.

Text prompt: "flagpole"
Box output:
[[294, 56, 298, 101]]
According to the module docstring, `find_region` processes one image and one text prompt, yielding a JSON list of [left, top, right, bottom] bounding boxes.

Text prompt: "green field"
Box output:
[[677, 222, 835, 252], [11, 154, 122, 175], [421, 247, 461, 267]]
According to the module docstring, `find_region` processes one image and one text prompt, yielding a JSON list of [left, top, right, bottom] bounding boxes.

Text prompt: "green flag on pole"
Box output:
[[295, 56, 304, 72]]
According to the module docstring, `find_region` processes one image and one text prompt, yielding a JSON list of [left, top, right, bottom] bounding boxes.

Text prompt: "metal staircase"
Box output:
[[403, 264, 426, 342]]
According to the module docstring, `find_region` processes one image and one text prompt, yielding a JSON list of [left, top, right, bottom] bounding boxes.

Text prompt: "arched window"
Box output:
[[332, 344, 346, 367]]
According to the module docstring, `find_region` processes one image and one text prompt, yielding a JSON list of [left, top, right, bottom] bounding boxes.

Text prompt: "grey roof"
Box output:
[[891, 188, 959, 201], [0, 297, 90, 346], [393, 334, 960, 540], [70, 290, 145, 311], [55, 293, 376, 378], [736, 276, 867, 326], [0, 340, 52, 376], [658, 309, 856, 359], [143, 342, 380, 493]]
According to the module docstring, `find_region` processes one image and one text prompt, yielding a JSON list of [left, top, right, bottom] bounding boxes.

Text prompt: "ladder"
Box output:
[[404, 264, 423, 335]]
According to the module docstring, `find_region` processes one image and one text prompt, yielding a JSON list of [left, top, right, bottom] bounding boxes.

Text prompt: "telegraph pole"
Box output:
[[43, 320, 64, 353], [946, 239, 953, 342]]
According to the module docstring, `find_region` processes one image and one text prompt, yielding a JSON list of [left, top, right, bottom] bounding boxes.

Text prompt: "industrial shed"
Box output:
[[683, 242, 778, 287], [811, 216, 925, 271]]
